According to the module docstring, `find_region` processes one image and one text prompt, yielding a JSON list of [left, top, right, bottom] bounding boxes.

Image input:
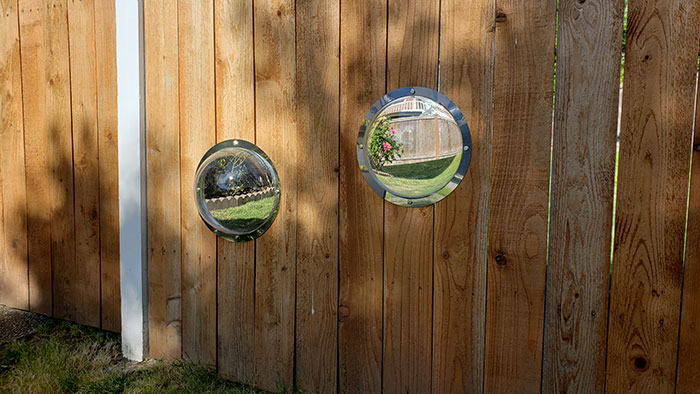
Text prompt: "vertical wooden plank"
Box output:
[[145, 0, 181, 360], [383, 1, 440, 393], [65, 0, 100, 327], [214, 0, 256, 383], [677, 76, 700, 394], [94, 0, 120, 332], [484, 0, 556, 392], [179, 0, 217, 366], [542, 0, 624, 393], [606, 0, 700, 391], [338, 0, 386, 392], [18, 0, 74, 317], [295, 0, 339, 393], [432, 0, 493, 392], [0, 0, 28, 310], [253, 0, 296, 390]]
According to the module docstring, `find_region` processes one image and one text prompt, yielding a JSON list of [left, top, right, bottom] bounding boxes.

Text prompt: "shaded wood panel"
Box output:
[[677, 75, 700, 394], [94, 0, 120, 333], [432, 0, 493, 392], [383, 1, 440, 393], [63, 0, 101, 327], [214, 0, 256, 384], [145, 0, 182, 360], [542, 0, 623, 392], [0, 0, 28, 311], [18, 0, 75, 317], [179, 0, 218, 366], [606, 0, 700, 392], [252, 0, 297, 390], [294, 0, 340, 393], [485, 0, 557, 392], [338, 0, 386, 392]]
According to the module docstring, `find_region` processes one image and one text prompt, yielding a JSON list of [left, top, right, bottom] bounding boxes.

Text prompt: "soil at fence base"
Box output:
[[0, 305, 48, 343]]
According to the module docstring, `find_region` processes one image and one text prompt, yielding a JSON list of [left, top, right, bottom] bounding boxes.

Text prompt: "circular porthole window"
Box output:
[[194, 139, 280, 242], [357, 86, 472, 207]]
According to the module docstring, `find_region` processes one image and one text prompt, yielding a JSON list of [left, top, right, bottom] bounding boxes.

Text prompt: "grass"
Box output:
[[375, 152, 462, 198], [210, 196, 278, 231], [0, 318, 293, 394]]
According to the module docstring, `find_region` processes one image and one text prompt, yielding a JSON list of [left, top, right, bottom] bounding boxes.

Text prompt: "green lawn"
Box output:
[[376, 152, 462, 198], [0, 317, 296, 394], [210, 196, 278, 232]]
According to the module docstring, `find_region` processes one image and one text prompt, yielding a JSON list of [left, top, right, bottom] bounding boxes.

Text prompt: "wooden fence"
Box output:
[[3, 0, 700, 393], [0, 0, 120, 332]]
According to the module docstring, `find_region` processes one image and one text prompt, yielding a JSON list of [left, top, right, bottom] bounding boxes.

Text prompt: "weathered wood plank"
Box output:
[[484, 0, 557, 392], [606, 0, 700, 392], [214, 0, 256, 384], [253, 0, 297, 390], [18, 0, 75, 317], [677, 75, 700, 394], [294, 0, 339, 392], [338, 0, 386, 392], [542, 0, 624, 392], [94, 0, 120, 332], [0, 0, 28, 310], [66, 0, 101, 327], [432, 0, 493, 392], [383, 1, 440, 393], [179, 0, 217, 366], [145, 0, 181, 360]]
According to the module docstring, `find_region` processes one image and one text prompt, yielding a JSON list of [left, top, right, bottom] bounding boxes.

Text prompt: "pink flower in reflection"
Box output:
[[391, 128, 396, 134], [383, 142, 392, 152]]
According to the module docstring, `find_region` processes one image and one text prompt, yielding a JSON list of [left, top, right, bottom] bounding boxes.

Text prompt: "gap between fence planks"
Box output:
[[432, 0, 493, 393], [145, 0, 182, 361], [485, 0, 557, 392], [214, 0, 256, 384], [606, 0, 700, 392], [179, 0, 217, 367], [542, 0, 623, 392], [0, 0, 28, 311], [338, 0, 386, 393], [383, 2, 440, 393], [677, 72, 700, 394], [294, 0, 340, 393]]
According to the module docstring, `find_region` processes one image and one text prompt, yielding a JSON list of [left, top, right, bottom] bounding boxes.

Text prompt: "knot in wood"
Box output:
[[495, 254, 507, 266]]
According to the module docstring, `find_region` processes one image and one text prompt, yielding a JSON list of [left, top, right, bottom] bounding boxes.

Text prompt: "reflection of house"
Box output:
[[205, 186, 277, 211], [381, 97, 462, 164]]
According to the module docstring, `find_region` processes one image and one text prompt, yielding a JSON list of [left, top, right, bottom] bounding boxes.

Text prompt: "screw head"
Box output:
[[464, 146, 470, 151], [410, 88, 416, 95]]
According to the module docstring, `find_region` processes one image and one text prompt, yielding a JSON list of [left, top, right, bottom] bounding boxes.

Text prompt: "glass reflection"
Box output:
[[364, 94, 464, 204], [194, 140, 280, 242]]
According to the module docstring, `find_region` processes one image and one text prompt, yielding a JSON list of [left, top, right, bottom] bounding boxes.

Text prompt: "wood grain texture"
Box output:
[[214, 0, 256, 384], [179, 0, 217, 366], [677, 77, 700, 394], [294, 0, 339, 393], [253, 0, 297, 390], [606, 0, 700, 392], [338, 0, 386, 392], [145, 0, 181, 360], [94, 0, 120, 332], [484, 0, 556, 392], [383, 1, 440, 393], [432, 0, 493, 392], [0, 0, 28, 310], [542, 0, 624, 392], [18, 0, 75, 316], [65, 0, 101, 327]]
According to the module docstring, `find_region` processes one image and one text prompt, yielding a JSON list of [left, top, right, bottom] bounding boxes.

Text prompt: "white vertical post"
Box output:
[[116, 0, 147, 361]]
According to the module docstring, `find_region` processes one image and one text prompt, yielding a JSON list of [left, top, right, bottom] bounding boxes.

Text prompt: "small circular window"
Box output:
[[357, 86, 472, 207], [194, 140, 280, 242]]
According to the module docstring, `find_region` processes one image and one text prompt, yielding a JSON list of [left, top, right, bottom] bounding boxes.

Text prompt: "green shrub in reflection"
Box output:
[[209, 196, 278, 234], [368, 117, 404, 171], [375, 152, 462, 198]]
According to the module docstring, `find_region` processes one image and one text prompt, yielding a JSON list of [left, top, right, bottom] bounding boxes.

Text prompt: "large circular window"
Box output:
[[194, 140, 280, 242], [357, 86, 472, 207]]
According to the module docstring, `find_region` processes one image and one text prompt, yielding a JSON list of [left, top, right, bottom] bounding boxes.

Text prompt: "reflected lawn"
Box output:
[[376, 152, 462, 198], [210, 195, 278, 232]]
